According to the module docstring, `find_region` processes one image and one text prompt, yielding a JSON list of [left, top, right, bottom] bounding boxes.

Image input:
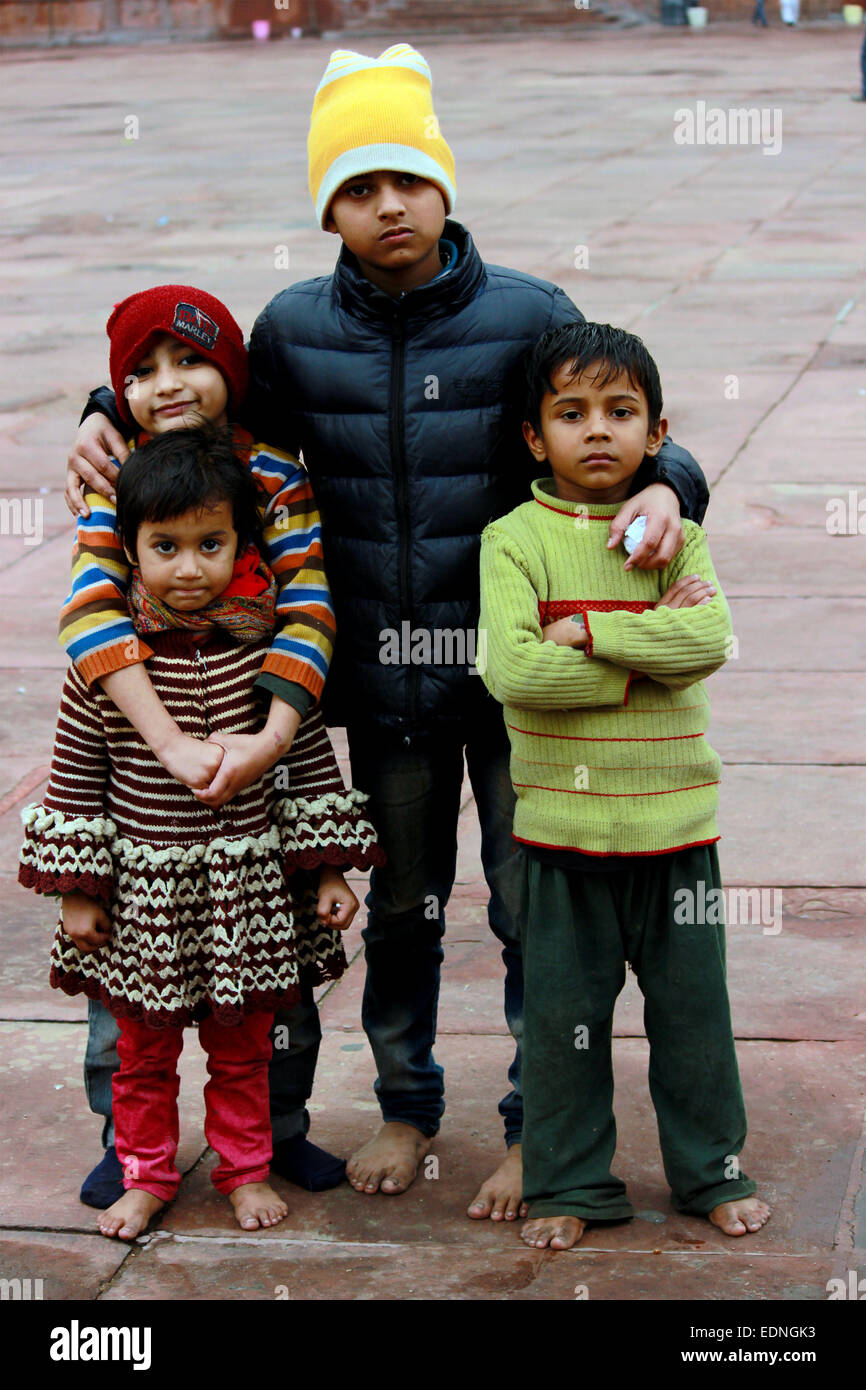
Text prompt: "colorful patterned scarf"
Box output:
[[128, 544, 277, 643]]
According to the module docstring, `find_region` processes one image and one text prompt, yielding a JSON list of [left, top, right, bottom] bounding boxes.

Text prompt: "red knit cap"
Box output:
[[107, 285, 249, 424]]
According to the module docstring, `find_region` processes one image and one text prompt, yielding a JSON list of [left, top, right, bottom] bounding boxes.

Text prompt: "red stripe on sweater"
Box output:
[[507, 722, 705, 743], [539, 598, 654, 625], [513, 781, 720, 798], [513, 834, 720, 856], [533, 498, 615, 519]]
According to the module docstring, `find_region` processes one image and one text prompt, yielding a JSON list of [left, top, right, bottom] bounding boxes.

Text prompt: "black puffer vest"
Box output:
[[245, 221, 706, 738]]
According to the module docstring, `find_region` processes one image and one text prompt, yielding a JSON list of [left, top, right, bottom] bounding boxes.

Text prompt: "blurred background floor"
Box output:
[[0, 24, 864, 1300]]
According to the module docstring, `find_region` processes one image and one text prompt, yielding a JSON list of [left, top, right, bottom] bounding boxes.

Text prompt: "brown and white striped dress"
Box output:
[[19, 628, 384, 1028]]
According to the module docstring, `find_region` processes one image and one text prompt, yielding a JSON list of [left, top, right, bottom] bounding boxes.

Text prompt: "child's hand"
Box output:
[[655, 575, 717, 610], [62, 891, 112, 953], [159, 731, 226, 790], [541, 616, 588, 648], [65, 413, 128, 517], [193, 732, 281, 809], [316, 869, 359, 931]]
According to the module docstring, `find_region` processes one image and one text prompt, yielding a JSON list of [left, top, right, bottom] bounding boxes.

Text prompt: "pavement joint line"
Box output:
[[95, 1241, 145, 1300], [712, 314, 866, 495], [0, 764, 50, 818], [0, 1223, 125, 1236], [19, 1226, 825, 1261], [141, 1230, 410, 1250], [121, 1229, 825, 1259], [503, 1248, 819, 1259]]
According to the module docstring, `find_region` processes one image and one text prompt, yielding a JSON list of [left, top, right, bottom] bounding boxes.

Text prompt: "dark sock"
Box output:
[[80, 1145, 125, 1209], [270, 1135, 346, 1192]]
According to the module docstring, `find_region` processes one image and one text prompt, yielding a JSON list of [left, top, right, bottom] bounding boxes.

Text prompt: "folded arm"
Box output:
[[585, 526, 732, 689], [479, 524, 631, 710]]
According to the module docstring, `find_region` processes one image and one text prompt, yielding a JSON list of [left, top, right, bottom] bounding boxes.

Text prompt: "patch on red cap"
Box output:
[[172, 301, 219, 352]]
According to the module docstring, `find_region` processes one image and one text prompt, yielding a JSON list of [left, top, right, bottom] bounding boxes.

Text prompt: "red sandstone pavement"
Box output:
[[0, 24, 864, 1312]]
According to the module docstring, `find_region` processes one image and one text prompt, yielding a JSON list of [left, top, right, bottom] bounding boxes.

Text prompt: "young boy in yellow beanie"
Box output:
[[66, 43, 711, 1223]]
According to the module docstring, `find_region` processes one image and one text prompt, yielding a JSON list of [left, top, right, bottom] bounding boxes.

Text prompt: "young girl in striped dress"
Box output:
[[56, 282, 353, 1206], [20, 426, 383, 1240]]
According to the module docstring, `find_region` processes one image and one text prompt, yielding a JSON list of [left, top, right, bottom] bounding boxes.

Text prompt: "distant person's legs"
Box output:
[[80, 1000, 124, 1208], [346, 726, 465, 1195], [268, 987, 347, 1191]]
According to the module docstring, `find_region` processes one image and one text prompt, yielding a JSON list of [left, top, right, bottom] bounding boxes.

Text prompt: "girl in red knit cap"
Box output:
[[61, 284, 336, 803]]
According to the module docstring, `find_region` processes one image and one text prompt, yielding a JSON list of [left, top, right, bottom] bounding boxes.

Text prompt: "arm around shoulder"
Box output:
[[647, 438, 709, 525]]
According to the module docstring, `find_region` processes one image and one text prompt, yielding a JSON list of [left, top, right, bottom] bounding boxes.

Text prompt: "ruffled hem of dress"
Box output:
[[284, 842, 387, 873], [21, 805, 117, 838], [18, 864, 113, 901], [274, 790, 384, 872], [19, 805, 116, 898], [110, 824, 283, 868], [49, 965, 300, 1028]]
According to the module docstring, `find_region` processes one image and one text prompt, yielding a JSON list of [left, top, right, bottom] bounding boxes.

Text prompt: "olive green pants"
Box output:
[[519, 844, 756, 1220]]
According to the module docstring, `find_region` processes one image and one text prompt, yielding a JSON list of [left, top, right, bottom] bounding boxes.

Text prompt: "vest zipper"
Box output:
[[388, 312, 417, 730]]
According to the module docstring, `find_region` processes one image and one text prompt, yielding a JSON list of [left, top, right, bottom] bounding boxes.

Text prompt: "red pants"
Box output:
[[113, 1011, 274, 1202]]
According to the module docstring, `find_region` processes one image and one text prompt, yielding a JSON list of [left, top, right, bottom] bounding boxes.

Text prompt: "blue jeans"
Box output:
[[83, 987, 321, 1149], [347, 711, 524, 1145]]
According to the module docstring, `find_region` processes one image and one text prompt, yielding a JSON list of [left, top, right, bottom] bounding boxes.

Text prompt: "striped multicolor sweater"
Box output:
[[478, 478, 733, 857], [18, 629, 384, 1027], [58, 425, 335, 708]]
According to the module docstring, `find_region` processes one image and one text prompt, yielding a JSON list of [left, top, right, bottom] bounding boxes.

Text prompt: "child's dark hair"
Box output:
[[116, 423, 264, 559], [524, 321, 664, 434]]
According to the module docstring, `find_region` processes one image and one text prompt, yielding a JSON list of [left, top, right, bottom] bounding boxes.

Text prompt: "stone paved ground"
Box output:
[[0, 24, 864, 1305]]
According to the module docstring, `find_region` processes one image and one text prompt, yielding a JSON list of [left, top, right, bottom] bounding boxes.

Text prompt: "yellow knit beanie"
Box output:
[[308, 43, 456, 229]]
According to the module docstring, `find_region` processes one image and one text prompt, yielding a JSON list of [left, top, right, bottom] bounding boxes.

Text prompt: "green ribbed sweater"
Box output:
[[479, 478, 733, 856]]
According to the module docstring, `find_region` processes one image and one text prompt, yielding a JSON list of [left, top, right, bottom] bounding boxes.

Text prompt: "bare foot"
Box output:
[[709, 1195, 771, 1236], [467, 1143, 528, 1221], [97, 1189, 165, 1241], [521, 1214, 587, 1250], [346, 1121, 431, 1195], [229, 1181, 288, 1231]]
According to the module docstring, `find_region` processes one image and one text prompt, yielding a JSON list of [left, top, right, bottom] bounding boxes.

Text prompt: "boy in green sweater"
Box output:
[[479, 322, 770, 1249]]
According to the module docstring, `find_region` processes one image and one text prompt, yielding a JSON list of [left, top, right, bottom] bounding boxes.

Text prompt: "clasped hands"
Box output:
[[156, 727, 280, 809]]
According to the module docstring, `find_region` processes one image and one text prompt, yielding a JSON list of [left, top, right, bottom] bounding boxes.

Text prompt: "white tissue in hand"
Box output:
[[623, 516, 647, 556]]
